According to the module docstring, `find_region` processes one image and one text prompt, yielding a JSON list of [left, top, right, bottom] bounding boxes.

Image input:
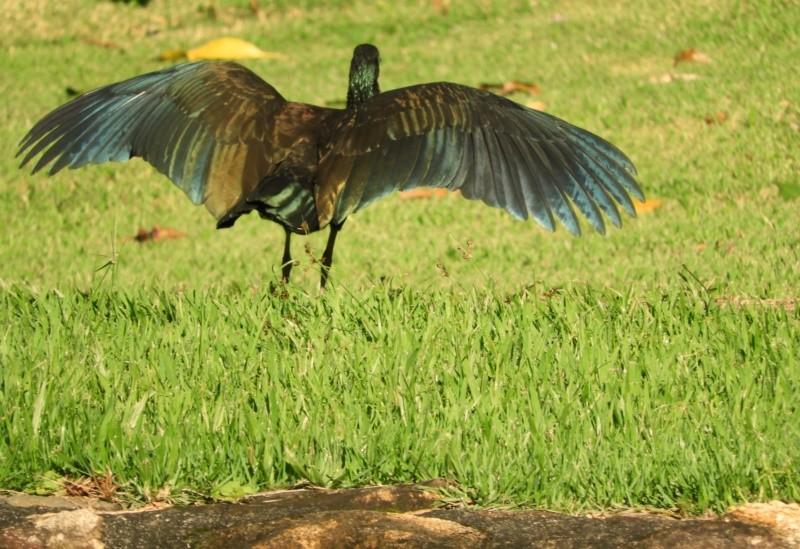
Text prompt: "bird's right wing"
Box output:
[[317, 83, 643, 236], [18, 62, 288, 220]]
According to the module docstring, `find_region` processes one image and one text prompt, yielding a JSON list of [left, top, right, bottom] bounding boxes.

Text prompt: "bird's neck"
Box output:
[[346, 66, 380, 109]]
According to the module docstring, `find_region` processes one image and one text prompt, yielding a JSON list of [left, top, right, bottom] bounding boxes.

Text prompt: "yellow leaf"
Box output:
[[634, 198, 664, 214], [185, 38, 286, 61], [526, 100, 547, 111], [158, 49, 187, 61]]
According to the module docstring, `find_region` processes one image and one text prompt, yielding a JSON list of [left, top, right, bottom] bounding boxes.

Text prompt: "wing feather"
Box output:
[[18, 62, 288, 220], [461, 126, 496, 205], [507, 139, 555, 232], [319, 82, 642, 233]]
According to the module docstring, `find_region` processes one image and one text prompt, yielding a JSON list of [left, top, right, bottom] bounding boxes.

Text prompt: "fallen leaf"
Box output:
[[674, 48, 713, 65], [704, 112, 728, 125], [399, 189, 451, 200], [634, 198, 664, 213], [83, 37, 120, 49], [432, 0, 450, 15], [131, 225, 187, 243], [159, 38, 286, 62], [526, 100, 547, 111], [158, 48, 186, 61], [62, 471, 118, 502], [480, 81, 541, 96], [186, 37, 286, 61]]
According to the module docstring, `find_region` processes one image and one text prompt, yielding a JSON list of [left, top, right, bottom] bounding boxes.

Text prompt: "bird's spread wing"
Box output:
[[17, 62, 287, 220], [316, 83, 643, 235]]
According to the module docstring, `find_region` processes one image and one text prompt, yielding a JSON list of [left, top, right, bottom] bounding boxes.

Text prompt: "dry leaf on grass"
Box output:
[[158, 49, 187, 62], [674, 48, 713, 65], [159, 38, 286, 62], [63, 472, 119, 502], [432, 0, 450, 15], [634, 198, 664, 214], [705, 112, 728, 125], [82, 37, 120, 49], [131, 225, 187, 243]]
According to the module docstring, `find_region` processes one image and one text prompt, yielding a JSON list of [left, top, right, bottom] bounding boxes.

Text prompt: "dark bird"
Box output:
[[18, 44, 643, 288]]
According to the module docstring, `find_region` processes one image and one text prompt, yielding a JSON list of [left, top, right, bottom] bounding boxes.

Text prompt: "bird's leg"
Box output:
[[281, 227, 293, 283], [320, 221, 344, 289]]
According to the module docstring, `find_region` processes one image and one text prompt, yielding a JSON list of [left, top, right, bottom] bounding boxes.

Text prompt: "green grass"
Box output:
[[2, 283, 798, 511], [1, 0, 799, 512]]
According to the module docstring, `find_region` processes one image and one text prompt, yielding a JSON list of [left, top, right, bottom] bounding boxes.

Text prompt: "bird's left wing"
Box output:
[[18, 62, 288, 220], [316, 82, 643, 235]]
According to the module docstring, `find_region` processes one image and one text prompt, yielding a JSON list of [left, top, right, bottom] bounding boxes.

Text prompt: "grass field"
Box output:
[[1, 0, 798, 512]]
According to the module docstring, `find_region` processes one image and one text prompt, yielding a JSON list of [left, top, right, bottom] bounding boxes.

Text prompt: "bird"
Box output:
[[18, 43, 643, 288]]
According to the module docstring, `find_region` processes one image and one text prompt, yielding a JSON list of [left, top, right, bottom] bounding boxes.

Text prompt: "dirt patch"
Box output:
[[1, 486, 797, 548]]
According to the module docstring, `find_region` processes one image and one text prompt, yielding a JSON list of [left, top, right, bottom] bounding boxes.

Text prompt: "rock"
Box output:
[[0, 508, 103, 549], [4, 494, 84, 510], [0, 486, 797, 548], [4, 494, 122, 512], [421, 509, 787, 548], [729, 501, 800, 547], [203, 510, 485, 548]]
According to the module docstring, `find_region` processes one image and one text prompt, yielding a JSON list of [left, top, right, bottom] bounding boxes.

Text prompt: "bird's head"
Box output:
[[347, 43, 381, 109]]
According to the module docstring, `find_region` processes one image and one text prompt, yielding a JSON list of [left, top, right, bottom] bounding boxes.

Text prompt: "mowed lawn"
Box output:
[[0, 0, 798, 512]]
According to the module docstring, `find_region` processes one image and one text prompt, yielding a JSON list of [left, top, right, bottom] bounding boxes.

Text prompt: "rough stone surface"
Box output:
[[421, 508, 787, 548], [0, 486, 797, 548], [4, 495, 122, 512], [1, 508, 104, 549], [730, 502, 800, 547], [204, 510, 486, 548]]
